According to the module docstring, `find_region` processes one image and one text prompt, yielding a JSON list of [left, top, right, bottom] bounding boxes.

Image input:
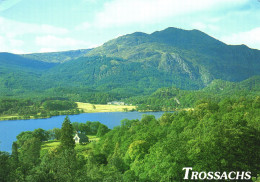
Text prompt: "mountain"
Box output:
[[21, 49, 91, 63], [0, 52, 56, 95], [0, 27, 260, 98], [88, 27, 260, 86]]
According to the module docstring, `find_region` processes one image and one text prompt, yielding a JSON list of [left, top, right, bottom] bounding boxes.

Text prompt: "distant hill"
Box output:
[[0, 27, 259, 98], [125, 76, 260, 110], [0, 52, 57, 95], [0, 52, 56, 70], [21, 49, 91, 63]]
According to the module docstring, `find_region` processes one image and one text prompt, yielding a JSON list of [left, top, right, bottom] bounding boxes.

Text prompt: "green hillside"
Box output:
[[0, 53, 57, 96], [125, 76, 260, 111], [0, 27, 259, 99]]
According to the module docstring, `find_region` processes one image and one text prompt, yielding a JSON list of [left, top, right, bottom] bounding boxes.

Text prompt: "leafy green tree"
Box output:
[[51, 128, 62, 140], [55, 149, 77, 182], [11, 142, 19, 168], [60, 116, 75, 150], [0, 151, 10, 182], [19, 137, 41, 167], [16, 131, 34, 147], [33, 128, 49, 142], [97, 124, 110, 137]]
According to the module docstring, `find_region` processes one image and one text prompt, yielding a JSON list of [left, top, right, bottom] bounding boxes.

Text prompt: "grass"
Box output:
[[41, 140, 60, 150], [41, 135, 100, 157], [76, 102, 136, 113]]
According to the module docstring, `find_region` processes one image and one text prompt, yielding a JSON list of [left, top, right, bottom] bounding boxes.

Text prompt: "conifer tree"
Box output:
[[60, 116, 75, 150]]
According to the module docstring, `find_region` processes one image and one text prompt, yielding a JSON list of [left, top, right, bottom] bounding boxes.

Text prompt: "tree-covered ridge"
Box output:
[[0, 98, 259, 181], [21, 49, 91, 63], [125, 76, 260, 111], [0, 52, 56, 70]]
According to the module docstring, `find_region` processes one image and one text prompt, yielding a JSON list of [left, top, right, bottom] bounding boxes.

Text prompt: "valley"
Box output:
[[0, 27, 259, 181]]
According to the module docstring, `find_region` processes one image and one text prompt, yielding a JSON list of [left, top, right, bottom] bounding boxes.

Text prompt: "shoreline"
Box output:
[[0, 102, 137, 121], [0, 102, 193, 121]]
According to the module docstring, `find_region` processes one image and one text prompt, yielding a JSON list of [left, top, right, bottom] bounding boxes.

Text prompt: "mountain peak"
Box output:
[[150, 27, 225, 49]]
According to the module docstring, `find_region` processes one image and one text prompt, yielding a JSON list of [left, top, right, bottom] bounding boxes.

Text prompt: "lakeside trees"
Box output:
[[0, 98, 259, 181], [0, 99, 79, 120]]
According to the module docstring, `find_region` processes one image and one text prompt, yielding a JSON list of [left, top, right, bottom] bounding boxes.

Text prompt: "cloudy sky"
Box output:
[[0, 0, 259, 53]]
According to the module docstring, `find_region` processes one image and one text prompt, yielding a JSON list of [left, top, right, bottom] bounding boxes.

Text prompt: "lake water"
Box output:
[[0, 111, 165, 152]]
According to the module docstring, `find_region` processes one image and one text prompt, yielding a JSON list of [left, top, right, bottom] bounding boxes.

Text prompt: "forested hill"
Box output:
[[21, 49, 91, 63], [0, 52, 56, 70], [0, 27, 260, 97], [88, 27, 260, 87]]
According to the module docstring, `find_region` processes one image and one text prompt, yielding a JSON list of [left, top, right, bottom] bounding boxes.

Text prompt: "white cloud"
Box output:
[[38, 48, 58, 53], [191, 22, 220, 32], [91, 0, 249, 28], [221, 27, 260, 50], [35, 35, 92, 52], [0, 17, 69, 38], [191, 22, 207, 31], [0, 35, 8, 52], [0, 16, 70, 53], [0, 34, 24, 53], [75, 22, 91, 31]]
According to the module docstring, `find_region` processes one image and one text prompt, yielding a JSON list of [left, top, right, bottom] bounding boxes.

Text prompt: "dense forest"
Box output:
[[0, 75, 259, 120], [127, 76, 260, 111], [0, 98, 259, 181]]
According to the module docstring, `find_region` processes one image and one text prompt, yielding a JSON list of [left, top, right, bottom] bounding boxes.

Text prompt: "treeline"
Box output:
[[0, 97, 259, 181], [126, 77, 260, 111], [0, 99, 80, 120], [49, 121, 110, 140], [44, 87, 126, 104]]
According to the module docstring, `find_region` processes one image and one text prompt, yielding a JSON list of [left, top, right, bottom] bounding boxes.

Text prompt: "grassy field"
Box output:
[[76, 102, 136, 113], [41, 135, 99, 157]]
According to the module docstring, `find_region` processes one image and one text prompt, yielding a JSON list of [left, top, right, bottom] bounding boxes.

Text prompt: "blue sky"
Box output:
[[0, 0, 259, 53]]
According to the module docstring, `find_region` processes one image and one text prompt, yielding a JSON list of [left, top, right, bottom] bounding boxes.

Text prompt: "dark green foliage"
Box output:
[[77, 133, 89, 144], [42, 100, 77, 111], [0, 98, 80, 120], [11, 142, 19, 167], [16, 131, 34, 147], [19, 137, 41, 167], [60, 116, 75, 150], [72, 121, 110, 136], [48, 128, 62, 140], [97, 124, 110, 137], [32, 128, 49, 142], [127, 76, 260, 111], [0, 151, 10, 182]]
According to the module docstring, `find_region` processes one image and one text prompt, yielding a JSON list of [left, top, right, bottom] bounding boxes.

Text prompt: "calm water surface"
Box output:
[[0, 112, 165, 152]]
